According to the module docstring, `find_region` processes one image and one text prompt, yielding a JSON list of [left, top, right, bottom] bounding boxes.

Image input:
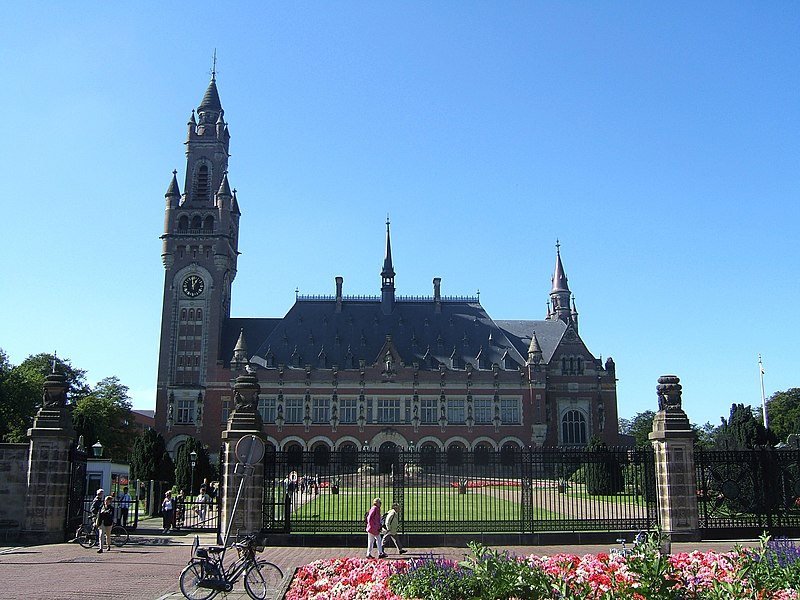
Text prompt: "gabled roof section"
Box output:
[[494, 319, 567, 364]]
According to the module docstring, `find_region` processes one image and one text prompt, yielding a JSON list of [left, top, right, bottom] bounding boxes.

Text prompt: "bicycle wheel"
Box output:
[[76, 524, 96, 549], [111, 525, 129, 547], [179, 560, 218, 600], [244, 560, 283, 600]]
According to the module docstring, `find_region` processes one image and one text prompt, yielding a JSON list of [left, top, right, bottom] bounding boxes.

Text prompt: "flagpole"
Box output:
[[759, 354, 768, 429]]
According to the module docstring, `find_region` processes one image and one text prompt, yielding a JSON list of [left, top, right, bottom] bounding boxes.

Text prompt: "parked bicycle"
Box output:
[[610, 531, 647, 558], [179, 533, 283, 600], [74, 510, 129, 548]]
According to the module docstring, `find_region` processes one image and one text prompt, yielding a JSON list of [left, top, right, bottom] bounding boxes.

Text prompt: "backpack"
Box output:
[[380, 511, 388, 530]]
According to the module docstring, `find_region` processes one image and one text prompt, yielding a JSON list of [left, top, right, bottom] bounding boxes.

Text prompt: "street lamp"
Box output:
[[190, 450, 198, 497], [92, 441, 104, 458]]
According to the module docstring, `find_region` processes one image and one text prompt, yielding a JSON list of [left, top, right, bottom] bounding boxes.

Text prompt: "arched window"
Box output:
[[188, 309, 194, 321], [178, 216, 189, 231], [562, 410, 587, 445], [474, 443, 491, 466], [191, 215, 202, 230], [181, 309, 187, 320], [203, 215, 214, 232], [196, 309, 202, 320]]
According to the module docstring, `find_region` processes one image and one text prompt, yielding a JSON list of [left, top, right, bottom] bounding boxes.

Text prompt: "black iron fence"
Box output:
[[696, 447, 800, 534], [261, 447, 657, 535]]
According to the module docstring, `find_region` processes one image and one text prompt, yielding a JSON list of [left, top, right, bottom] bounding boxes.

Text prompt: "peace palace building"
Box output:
[[154, 75, 621, 460]]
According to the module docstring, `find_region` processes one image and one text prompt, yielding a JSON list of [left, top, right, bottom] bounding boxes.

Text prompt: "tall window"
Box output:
[[312, 398, 330, 424], [474, 397, 492, 424], [339, 398, 357, 423], [194, 164, 210, 202], [377, 399, 401, 423], [258, 397, 276, 424], [562, 410, 587, 444], [447, 399, 465, 424], [221, 397, 231, 423], [285, 398, 303, 424], [500, 398, 520, 424], [420, 398, 437, 424], [176, 398, 195, 424]]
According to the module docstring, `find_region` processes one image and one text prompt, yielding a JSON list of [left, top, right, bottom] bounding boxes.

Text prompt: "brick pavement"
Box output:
[[0, 527, 763, 600]]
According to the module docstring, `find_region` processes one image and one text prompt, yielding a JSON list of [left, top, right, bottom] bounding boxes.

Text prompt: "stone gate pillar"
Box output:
[[649, 375, 700, 542], [220, 368, 265, 543], [24, 368, 76, 544]]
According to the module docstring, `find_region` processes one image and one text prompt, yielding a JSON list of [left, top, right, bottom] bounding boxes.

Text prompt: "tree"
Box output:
[[766, 388, 800, 443], [585, 437, 624, 495], [714, 403, 776, 450], [618, 411, 656, 447], [129, 428, 166, 480], [692, 421, 717, 450], [0, 351, 89, 442], [174, 437, 213, 495], [71, 376, 136, 460]]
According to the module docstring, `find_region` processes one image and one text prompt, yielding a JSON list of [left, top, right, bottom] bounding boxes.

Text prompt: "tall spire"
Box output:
[[381, 216, 395, 314], [550, 239, 570, 294], [549, 240, 573, 324]]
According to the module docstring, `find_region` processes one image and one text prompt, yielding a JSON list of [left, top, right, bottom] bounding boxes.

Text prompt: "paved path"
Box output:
[[0, 528, 762, 600]]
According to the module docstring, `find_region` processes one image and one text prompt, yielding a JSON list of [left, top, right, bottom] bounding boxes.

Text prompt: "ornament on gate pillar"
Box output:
[[657, 375, 683, 412]]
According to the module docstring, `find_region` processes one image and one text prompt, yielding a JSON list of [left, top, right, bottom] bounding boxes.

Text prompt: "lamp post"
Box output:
[[92, 441, 103, 458], [190, 450, 198, 497]]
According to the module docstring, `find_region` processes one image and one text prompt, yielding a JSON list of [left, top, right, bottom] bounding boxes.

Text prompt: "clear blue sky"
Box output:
[[2, 2, 798, 429]]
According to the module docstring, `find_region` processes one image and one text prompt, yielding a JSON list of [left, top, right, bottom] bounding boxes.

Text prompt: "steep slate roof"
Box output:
[[494, 319, 567, 364], [229, 297, 568, 371]]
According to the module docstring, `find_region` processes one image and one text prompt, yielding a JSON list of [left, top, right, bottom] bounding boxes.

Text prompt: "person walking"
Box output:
[[97, 495, 114, 553], [161, 490, 175, 534], [365, 497, 386, 559], [382, 502, 407, 555], [117, 486, 133, 527]]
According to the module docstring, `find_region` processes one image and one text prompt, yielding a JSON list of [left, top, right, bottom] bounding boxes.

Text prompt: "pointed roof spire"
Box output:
[[165, 170, 181, 197], [218, 171, 232, 197], [528, 331, 542, 356], [231, 328, 249, 371], [551, 239, 570, 293], [381, 216, 395, 279], [198, 53, 222, 121]]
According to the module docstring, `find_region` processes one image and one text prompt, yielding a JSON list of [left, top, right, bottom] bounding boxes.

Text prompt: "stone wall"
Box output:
[[0, 443, 29, 540]]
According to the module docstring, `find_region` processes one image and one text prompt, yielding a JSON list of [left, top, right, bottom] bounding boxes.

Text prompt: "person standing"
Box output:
[[365, 497, 386, 559], [97, 495, 114, 553], [382, 502, 407, 555], [117, 486, 132, 527], [161, 490, 174, 534], [195, 486, 211, 522], [90, 488, 104, 546], [174, 489, 186, 529]]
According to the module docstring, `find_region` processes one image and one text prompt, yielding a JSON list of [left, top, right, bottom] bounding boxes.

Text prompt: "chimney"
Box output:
[[433, 277, 442, 313], [335, 276, 343, 313]]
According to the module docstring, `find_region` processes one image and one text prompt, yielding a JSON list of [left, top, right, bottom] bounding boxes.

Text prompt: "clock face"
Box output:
[[182, 275, 204, 297]]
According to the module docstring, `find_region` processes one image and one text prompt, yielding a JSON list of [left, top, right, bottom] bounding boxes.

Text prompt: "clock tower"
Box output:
[[154, 72, 240, 447]]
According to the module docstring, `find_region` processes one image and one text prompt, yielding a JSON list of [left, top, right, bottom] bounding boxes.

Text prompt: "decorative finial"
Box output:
[[555, 239, 560, 253], [476, 289, 480, 302], [51, 351, 57, 374], [295, 287, 299, 299], [172, 169, 177, 176], [386, 214, 390, 227], [211, 49, 217, 81]]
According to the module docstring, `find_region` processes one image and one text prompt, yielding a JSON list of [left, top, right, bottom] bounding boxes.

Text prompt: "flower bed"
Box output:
[[285, 534, 800, 600]]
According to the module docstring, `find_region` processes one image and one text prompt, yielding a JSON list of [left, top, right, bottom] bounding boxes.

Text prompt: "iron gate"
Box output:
[[261, 447, 656, 535], [696, 447, 800, 534]]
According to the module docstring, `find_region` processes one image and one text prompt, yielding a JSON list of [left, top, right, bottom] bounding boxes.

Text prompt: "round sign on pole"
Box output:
[[234, 435, 265, 465]]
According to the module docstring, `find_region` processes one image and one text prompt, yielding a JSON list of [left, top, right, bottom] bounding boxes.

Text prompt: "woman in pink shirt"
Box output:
[[365, 497, 386, 558]]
